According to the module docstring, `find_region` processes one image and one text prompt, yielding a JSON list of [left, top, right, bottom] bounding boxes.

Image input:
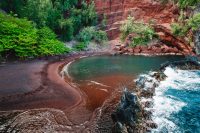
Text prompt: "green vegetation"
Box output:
[[160, 0, 200, 8], [171, 13, 200, 37], [0, 0, 108, 59], [73, 42, 87, 51], [0, 0, 99, 41], [77, 27, 108, 44], [160, 0, 200, 44], [120, 16, 156, 47], [0, 12, 69, 58], [178, 0, 200, 9]]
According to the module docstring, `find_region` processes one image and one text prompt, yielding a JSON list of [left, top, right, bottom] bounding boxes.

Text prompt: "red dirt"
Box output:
[[94, 0, 178, 39]]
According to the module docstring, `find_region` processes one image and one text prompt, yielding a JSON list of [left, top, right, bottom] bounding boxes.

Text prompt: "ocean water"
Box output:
[[68, 55, 184, 80], [151, 67, 200, 133]]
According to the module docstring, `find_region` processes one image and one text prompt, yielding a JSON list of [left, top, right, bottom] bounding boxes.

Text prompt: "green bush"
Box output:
[[0, 12, 38, 57], [178, 0, 200, 9], [0, 13, 69, 58], [77, 27, 108, 44], [171, 13, 200, 37], [93, 30, 108, 43], [120, 16, 156, 46], [187, 13, 200, 31], [159, 0, 200, 8], [120, 16, 136, 41], [37, 27, 69, 56], [77, 27, 95, 43], [171, 23, 186, 36], [73, 42, 87, 51]]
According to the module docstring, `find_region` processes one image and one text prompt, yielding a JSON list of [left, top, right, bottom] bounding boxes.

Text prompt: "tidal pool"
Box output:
[[68, 55, 184, 80]]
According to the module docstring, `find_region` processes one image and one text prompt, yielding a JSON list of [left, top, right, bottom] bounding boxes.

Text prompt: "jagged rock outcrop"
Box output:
[[154, 24, 194, 55], [111, 89, 141, 133]]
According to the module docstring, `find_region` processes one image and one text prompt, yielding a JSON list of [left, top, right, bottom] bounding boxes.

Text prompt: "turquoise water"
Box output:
[[151, 67, 200, 133], [68, 55, 184, 80]]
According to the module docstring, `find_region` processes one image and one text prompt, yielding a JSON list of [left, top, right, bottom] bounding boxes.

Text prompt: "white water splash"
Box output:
[[149, 67, 200, 132]]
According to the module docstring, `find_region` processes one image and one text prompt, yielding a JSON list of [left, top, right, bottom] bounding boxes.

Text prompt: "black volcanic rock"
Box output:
[[111, 89, 141, 133]]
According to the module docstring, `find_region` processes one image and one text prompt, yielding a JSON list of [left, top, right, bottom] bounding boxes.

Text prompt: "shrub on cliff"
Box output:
[[0, 13, 69, 59], [171, 13, 200, 37], [178, 0, 200, 9], [120, 16, 156, 46], [159, 0, 200, 8]]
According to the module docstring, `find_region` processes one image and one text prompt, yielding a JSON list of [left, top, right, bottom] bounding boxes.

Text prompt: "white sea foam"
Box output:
[[163, 67, 200, 91], [89, 80, 110, 88], [60, 61, 74, 79], [149, 67, 200, 132]]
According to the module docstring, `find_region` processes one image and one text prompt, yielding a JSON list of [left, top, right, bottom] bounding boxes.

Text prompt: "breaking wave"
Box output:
[[143, 67, 200, 133]]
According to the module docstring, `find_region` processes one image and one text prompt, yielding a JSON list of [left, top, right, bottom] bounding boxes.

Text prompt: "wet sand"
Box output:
[[0, 52, 126, 132], [0, 58, 81, 111]]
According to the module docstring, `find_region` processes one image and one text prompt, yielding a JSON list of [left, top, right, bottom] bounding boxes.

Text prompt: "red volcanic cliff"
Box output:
[[94, 0, 179, 39]]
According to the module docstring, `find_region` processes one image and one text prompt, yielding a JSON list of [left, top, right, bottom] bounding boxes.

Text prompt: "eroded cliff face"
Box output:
[[93, 0, 196, 55], [94, 0, 179, 39]]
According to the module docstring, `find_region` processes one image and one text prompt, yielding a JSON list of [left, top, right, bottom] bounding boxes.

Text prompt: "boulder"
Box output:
[[133, 46, 142, 53], [128, 48, 133, 53], [140, 46, 148, 52], [111, 89, 141, 133], [154, 48, 162, 53]]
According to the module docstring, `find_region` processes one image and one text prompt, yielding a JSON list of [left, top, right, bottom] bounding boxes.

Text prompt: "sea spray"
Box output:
[[137, 66, 200, 132], [151, 67, 200, 132]]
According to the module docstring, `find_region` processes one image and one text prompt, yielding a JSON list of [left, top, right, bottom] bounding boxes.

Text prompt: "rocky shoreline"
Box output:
[[0, 49, 199, 132], [110, 56, 200, 133]]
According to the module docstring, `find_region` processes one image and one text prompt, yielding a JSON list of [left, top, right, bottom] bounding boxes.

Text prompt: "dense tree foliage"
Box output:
[[0, 12, 69, 58], [0, 0, 98, 41], [0, 0, 107, 59]]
